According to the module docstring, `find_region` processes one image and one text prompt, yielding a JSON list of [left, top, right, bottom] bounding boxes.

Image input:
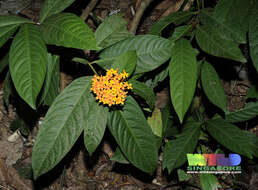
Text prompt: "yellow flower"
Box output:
[[91, 68, 132, 106]]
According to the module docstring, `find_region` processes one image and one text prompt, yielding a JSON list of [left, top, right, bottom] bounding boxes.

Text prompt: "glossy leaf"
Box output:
[[84, 101, 108, 156], [249, 2, 258, 73], [100, 35, 172, 74], [225, 102, 258, 123], [169, 25, 192, 42], [163, 122, 201, 173], [0, 15, 32, 48], [39, 0, 76, 23], [111, 50, 137, 76], [111, 147, 129, 164], [206, 119, 255, 158], [147, 108, 163, 137], [200, 174, 221, 190], [148, 11, 195, 36], [9, 24, 48, 109], [201, 61, 227, 112], [199, 9, 245, 43], [195, 25, 246, 62], [32, 77, 94, 179], [169, 39, 197, 123], [130, 80, 155, 110], [40, 54, 60, 106], [108, 96, 158, 173], [41, 13, 98, 50], [0, 15, 33, 27], [213, 0, 252, 35], [95, 14, 133, 49]]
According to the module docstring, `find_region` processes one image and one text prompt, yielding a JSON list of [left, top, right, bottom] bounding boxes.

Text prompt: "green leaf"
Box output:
[[0, 15, 32, 48], [39, 0, 76, 23], [107, 96, 158, 173], [249, 2, 258, 73], [130, 80, 155, 110], [206, 119, 255, 158], [177, 169, 191, 182], [199, 9, 246, 43], [0, 15, 33, 27], [200, 174, 221, 190], [111, 147, 129, 164], [84, 101, 107, 156], [225, 102, 258, 123], [95, 14, 133, 49], [195, 25, 246, 62], [150, 65, 169, 88], [163, 121, 201, 173], [0, 53, 9, 73], [213, 0, 252, 35], [169, 25, 192, 42], [40, 54, 60, 106], [169, 39, 197, 123], [41, 13, 98, 50], [100, 35, 172, 74], [9, 24, 48, 109], [201, 61, 227, 112], [72, 57, 89, 65], [148, 11, 195, 36], [246, 85, 258, 99], [111, 50, 137, 76], [162, 103, 175, 138], [32, 77, 94, 179], [147, 108, 162, 137]]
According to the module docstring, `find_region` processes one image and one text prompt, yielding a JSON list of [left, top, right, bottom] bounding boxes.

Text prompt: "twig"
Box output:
[[81, 0, 100, 21], [129, 0, 155, 34]]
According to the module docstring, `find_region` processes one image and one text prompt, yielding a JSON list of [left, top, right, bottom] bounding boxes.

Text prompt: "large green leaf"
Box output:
[[9, 24, 48, 109], [195, 25, 246, 62], [84, 101, 108, 156], [41, 13, 98, 50], [249, 2, 258, 73], [169, 39, 197, 123], [107, 96, 158, 173], [111, 50, 137, 76], [163, 121, 201, 173], [130, 80, 155, 110], [206, 119, 255, 158], [111, 147, 129, 164], [100, 35, 172, 74], [169, 25, 192, 42], [213, 0, 252, 35], [32, 77, 94, 179], [39, 0, 76, 23], [40, 54, 60, 106], [0, 15, 33, 27], [148, 11, 195, 36], [95, 14, 133, 49], [0, 15, 32, 48], [225, 102, 258, 123], [199, 9, 245, 43], [200, 174, 221, 190], [201, 61, 227, 112]]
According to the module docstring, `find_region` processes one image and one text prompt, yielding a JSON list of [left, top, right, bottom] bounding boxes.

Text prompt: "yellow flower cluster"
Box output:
[[91, 68, 132, 106]]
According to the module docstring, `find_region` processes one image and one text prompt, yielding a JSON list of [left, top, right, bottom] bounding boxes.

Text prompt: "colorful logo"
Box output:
[[186, 154, 241, 174]]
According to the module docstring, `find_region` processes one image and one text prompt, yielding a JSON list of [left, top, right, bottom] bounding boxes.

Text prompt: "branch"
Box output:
[[81, 0, 99, 21], [129, 0, 155, 34]]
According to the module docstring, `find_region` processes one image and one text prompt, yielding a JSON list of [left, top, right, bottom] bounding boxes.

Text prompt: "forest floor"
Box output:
[[0, 0, 258, 189]]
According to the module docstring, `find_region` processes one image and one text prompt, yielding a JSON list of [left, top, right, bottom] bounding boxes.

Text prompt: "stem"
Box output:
[[88, 62, 99, 75], [129, 0, 156, 34], [81, 0, 100, 21]]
